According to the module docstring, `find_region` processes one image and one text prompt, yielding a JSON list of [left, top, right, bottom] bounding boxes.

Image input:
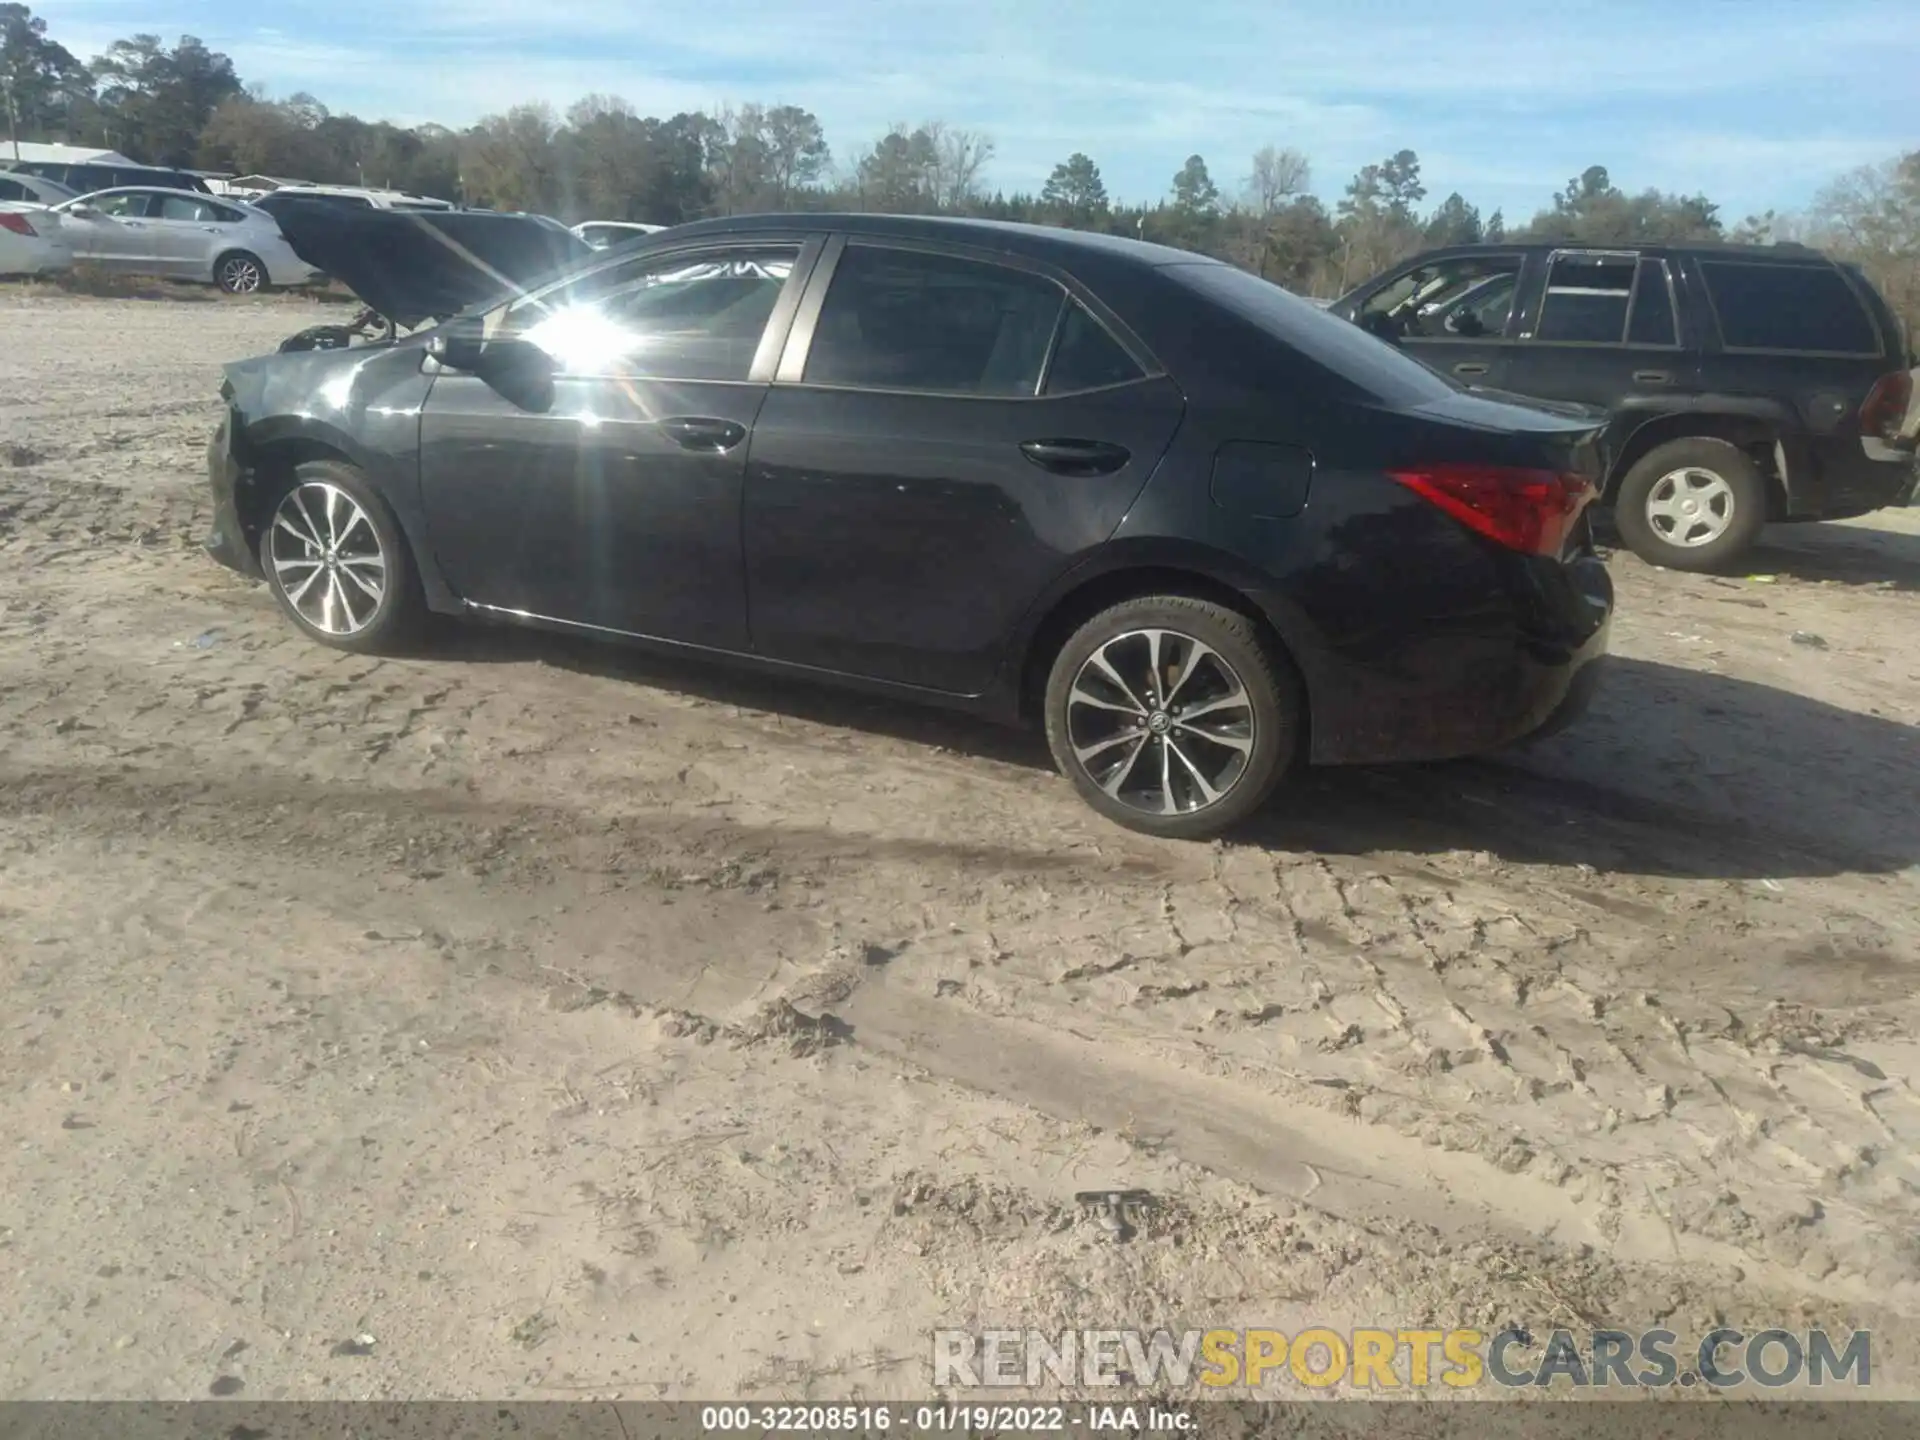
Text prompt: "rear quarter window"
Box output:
[[1166, 261, 1457, 406], [1700, 261, 1882, 356]]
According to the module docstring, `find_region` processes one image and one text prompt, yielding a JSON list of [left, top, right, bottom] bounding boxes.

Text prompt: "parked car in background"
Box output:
[[0, 205, 73, 277], [1331, 241, 1916, 569], [252, 185, 456, 220], [3, 158, 212, 196], [205, 212, 1615, 839], [38, 188, 317, 292], [572, 219, 666, 250], [0, 172, 79, 206]]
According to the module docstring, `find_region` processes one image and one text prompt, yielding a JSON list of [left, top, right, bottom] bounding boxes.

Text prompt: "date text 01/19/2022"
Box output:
[[698, 1405, 1196, 1432]]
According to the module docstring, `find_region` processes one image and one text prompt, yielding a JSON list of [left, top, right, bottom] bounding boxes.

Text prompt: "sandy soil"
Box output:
[[3, 288, 1919, 1403]]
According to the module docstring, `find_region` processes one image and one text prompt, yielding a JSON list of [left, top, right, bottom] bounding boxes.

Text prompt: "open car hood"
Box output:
[[272, 203, 595, 328]]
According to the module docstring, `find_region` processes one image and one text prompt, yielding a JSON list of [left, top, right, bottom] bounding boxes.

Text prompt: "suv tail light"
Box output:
[[1389, 464, 1595, 556], [1860, 371, 1912, 442], [0, 213, 40, 238]]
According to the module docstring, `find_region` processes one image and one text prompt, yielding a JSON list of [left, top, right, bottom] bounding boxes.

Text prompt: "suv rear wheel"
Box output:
[[1614, 437, 1768, 572]]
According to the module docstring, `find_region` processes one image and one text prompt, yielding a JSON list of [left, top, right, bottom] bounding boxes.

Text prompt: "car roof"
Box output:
[[660, 211, 1220, 271], [1409, 239, 1836, 265]]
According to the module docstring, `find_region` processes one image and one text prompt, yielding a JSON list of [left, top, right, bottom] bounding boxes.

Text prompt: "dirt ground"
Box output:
[[3, 288, 1920, 1404]]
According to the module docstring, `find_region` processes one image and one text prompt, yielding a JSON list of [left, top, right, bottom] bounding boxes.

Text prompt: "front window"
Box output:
[[1359, 254, 1523, 340], [75, 191, 147, 218], [501, 245, 801, 382]]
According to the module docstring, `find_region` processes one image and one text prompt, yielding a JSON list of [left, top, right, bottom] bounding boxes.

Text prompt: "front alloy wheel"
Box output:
[[258, 459, 422, 653], [1044, 596, 1299, 838]]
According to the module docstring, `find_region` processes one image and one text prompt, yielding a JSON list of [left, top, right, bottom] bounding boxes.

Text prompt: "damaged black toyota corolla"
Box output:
[[205, 207, 1615, 839]]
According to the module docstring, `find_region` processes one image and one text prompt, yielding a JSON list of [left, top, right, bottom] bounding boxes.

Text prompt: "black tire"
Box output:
[[1043, 595, 1302, 839], [256, 459, 424, 654], [215, 250, 267, 295], [1613, 437, 1768, 572]]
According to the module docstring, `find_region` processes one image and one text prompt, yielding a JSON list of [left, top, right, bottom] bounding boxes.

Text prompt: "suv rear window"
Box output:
[[1700, 261, 1881, 356]]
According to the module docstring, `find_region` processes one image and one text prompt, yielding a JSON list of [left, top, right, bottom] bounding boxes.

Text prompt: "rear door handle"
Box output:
[[1634, 369, 1672, 384], [659, 416, 747, 453], [1452, 362, 1490, 377], [1019, 439, 1131, 476]]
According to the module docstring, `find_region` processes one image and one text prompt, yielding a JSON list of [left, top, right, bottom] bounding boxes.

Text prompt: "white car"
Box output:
[[39, 187, 319, 292], [0, 205, 73, 277], [0, 171, 81, 206], [571, 220, 666, 250]]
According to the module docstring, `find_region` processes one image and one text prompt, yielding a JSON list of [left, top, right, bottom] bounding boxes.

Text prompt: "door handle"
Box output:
[[1019, 439, 1131, 476], [1633, 369, 1672, 384], [1452, 362, 1490, 377], [659, 416, 747, 452]]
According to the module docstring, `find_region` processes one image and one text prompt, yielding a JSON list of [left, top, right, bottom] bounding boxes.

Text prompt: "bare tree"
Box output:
[[924, 121, 994, 210], [1243, 144, 1310, 216]]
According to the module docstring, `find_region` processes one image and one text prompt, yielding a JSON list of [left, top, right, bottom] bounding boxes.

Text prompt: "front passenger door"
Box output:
[[1344, 251, 1526, 388], [419, 239, 820, 646], [743, 240, 1186, 694]]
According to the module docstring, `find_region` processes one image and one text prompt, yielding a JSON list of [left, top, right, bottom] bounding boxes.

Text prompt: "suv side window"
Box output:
[[803, 244, 1066, 396], [1626, 258, 1678, 346], [1534, 253, 1636, 344], [1358, 254, 1523, 340], [504, 245, 801, 382], [1698, 260, 1881, 356]]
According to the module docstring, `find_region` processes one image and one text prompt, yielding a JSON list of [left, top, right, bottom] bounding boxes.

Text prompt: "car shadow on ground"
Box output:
[[441, 624, 1918, 883], [1594, 507, 1920, 591]]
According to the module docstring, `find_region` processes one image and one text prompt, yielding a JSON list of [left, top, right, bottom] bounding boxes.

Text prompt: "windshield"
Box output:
[[1165, 261, 1458, 406]]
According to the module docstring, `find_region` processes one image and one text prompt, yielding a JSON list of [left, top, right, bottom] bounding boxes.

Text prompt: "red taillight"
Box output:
[[1389, 464, 1595, 556], [0, 212, 39, 238], [1860, 371, 1912, 442]]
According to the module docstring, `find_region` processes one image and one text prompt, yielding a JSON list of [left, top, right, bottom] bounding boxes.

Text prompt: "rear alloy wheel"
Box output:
[[259, 460, 422, 653], [1613, 437, 1767, 572], [216, 251, 266, 295], [1044, 596, 1300, 839]]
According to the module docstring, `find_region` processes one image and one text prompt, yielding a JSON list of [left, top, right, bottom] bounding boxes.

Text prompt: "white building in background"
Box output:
[[2, 141, 137, 167]]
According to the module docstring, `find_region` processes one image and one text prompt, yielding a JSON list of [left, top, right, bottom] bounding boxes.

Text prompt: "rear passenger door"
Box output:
[[743, 238, 1186, 695], [1502, 250, 1696, 408], [147, 193, 245, 278]]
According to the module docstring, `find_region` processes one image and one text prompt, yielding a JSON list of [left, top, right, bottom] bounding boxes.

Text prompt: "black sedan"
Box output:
[[205, 211, 1614, 839]]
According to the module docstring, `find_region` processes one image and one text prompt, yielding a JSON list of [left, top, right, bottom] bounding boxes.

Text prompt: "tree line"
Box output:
[[4, 4, 1916, 325]]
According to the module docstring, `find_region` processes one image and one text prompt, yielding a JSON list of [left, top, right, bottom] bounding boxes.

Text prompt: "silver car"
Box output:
[[45, 187, 318, 292]]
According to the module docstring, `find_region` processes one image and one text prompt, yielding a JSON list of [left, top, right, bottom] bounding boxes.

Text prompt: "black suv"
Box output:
[[1, 159, 212, 197], [1330, 242, 1916, 569]]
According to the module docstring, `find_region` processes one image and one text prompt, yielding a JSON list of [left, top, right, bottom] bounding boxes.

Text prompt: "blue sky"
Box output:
[[35, 0, 1918, 222]]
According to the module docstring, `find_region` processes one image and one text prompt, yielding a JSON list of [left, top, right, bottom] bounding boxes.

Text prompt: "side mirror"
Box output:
[[1359, 310, 1402, 345], [427, 315, 488, 371], [67, 202, 98, 218]]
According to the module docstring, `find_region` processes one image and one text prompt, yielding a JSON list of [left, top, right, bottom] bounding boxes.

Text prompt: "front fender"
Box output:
[[224, 342, 456, 610]]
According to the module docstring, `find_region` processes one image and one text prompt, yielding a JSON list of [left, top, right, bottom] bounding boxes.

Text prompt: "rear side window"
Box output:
[[1700, 261, 1881, 355], [1627, 258, 1678, 346], [156, 195, 235, 223], [1535, 253, 1635, 344], [1043, 301, 1146, 394], [805, 244, 1065, 396], [1168, 261, 1457, 406], [0, 177, 28, 201]]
